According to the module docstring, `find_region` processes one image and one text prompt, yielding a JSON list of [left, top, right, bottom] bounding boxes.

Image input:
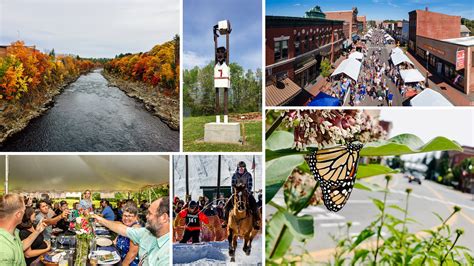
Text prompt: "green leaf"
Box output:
[[351, 249, 370, 265], [282, 212, 314, 240], [266, 130, 294, 151], [389, 204, 407, 213], [371, 198, 385, 212], [266, 148, 302, 162], [357, 164, 398, 178], [353, 181, 380, 191], [360, 134, 462, 157], [265, 210, 314, 260], [266, 211, 294, 260], [265, 155, 305, 203], [351, 228, 375, 250]]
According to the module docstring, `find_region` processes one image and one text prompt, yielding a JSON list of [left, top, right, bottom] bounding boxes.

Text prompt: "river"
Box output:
[[0, 69, 179, 152]]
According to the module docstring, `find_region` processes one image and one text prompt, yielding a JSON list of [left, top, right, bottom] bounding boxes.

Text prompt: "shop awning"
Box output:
[[400, 69, 425, 83], [1, 155, 169, 193], [294, 59, 317, 75], [266, 78, 302, 106], [391, 52, 414, 66], [410, 89, 453, 106], [348, 51, 364, 60], [331, 58, 361, 81]]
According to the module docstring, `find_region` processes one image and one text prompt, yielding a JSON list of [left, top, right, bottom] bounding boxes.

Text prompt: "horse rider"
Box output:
[[176, 200, 209, 243], [222, 161, 260, 230]]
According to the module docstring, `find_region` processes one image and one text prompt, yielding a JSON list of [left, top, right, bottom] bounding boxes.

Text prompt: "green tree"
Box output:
[[320, 58, 331, 78]]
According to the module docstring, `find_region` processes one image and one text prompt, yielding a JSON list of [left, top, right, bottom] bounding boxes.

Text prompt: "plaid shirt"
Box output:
[[231, 169, 253, 193]]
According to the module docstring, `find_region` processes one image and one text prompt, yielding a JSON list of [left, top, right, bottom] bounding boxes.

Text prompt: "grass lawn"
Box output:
[[183, 114, 262, 152]]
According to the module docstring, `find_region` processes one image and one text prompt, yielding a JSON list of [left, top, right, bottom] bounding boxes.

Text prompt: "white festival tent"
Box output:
[[331, 58, 362, 81], [391, 47, 404, 55], [348, 51, 364, 60], [410, 89, 453, 106], [400, 69, 425, 83], [1, 155, 169, 193], [391, 51, 414, 66]]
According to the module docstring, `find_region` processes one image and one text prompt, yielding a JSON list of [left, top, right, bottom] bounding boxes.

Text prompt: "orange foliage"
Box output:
[[0, 41, 94, 101], [105, 40, 179, 91]]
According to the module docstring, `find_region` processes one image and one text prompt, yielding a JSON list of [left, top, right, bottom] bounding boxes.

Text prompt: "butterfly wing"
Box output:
[[306, 143, 363, 212], [320, 181, 355, 212]]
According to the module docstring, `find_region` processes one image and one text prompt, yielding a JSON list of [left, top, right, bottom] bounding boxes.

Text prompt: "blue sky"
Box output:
[[267, 0, 474, 21], [183, 0, 262, 71]]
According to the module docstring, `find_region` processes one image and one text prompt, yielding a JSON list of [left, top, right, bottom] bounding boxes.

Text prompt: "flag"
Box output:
[[251, 155, 256, 170]]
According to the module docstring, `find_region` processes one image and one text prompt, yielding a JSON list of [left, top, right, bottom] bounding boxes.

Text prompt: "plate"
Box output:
[[96, 237, 113, 247], [89, 250, 121, 265]]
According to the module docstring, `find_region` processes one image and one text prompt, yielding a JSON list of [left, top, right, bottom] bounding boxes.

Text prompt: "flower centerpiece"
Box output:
[[73, 214, 94, 266]]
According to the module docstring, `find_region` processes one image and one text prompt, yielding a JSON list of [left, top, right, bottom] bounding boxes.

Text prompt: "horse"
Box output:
[[227, 182, 259, 262]]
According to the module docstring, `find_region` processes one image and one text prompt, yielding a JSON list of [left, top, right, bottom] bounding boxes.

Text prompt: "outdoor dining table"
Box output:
[[33, 228, 122, 266]]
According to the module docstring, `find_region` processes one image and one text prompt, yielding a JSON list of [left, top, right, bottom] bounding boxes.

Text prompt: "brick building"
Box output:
[[265, 12, 344, 105], [448, 146, 474, 193], [325, 7, 360, 45], [408, 8, 460, 52], [357, 16, 367, 33], [408, 9, 473, 95]]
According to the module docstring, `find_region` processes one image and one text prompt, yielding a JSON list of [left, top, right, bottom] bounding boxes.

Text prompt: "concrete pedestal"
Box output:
[[204, 122, 241, 143]]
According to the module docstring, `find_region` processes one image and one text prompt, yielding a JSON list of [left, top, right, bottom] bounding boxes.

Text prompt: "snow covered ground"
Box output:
[[173, 235, 263, 265]]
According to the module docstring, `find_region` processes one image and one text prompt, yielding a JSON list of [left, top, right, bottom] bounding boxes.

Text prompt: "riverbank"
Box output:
[[102, 70, 179, 130], [0, 70, 92, 144]]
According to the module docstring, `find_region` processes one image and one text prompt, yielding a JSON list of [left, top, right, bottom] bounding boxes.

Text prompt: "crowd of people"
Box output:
[[0, 190, 170, 266], [327, 29, 426, 106], [173, 161, 262, 244]]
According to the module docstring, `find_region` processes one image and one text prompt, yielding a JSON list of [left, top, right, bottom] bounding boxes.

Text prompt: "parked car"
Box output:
[[408, 175, 422, 185]]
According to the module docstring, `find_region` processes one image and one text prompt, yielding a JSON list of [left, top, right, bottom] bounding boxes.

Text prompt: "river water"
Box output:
[[0, 69, 179, 152]]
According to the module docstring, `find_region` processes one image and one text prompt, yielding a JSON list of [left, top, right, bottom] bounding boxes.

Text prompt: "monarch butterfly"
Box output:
[[306, 142, 363, 212]]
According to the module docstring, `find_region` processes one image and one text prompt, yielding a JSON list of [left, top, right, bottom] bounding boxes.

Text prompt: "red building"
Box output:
[[408, 9, 473, 96], [266, 14, 344, 105], [449, 146, 474, 193], [325, 7, 360, 42], [357, 16, 367, 33]]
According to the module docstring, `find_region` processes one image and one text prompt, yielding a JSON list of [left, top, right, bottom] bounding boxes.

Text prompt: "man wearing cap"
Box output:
[[176, 201, 209, 244], [92, 196, 170, 266], [222, 161, 260, 230]]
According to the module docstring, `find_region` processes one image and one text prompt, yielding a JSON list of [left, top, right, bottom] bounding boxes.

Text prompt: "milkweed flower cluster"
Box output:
[[279, 110, 387, 150]]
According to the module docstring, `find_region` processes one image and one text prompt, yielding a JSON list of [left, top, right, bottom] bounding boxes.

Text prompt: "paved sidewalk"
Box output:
[[405, 51, 473, 106], [306, 56, 346, 96]]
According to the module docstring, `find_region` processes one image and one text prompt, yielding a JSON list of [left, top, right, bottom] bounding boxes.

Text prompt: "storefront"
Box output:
[[415, 36, 473, 95]]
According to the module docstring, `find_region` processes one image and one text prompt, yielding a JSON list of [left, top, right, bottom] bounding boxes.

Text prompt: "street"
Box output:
[[268, 173, 474, 260]]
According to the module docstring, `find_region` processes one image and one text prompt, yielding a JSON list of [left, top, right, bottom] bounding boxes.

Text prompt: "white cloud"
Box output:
[[183, 50, 210, 69]]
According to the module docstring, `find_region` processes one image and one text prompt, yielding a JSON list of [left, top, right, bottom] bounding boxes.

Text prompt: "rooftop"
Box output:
[[460, 25, 471, 33], [442, 36, 474, 46]]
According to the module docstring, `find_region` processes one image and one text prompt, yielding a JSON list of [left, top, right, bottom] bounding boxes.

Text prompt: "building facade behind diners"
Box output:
[[408, 8, 473, 95]]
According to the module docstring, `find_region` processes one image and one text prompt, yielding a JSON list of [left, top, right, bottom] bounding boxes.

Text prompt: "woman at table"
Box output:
[[17, 207, 51, 265], [79, 189, 93, 214], [114, 202, 140, 266]]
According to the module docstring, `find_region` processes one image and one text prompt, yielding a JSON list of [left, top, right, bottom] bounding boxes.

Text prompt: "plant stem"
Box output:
[[421, 209, 458, 265], [440, 233, 461, 265], [374, 178, 390, 264], [400, 192, 410, 248], [269, 182, 319, 259], [265, 115, 284, 140]]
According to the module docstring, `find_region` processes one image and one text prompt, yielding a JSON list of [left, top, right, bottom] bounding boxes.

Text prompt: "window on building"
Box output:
[[274, 40, 288, 62], [295, 37, 300, 56], [304, 35, 309, 51], [313, 35, 317, 48]]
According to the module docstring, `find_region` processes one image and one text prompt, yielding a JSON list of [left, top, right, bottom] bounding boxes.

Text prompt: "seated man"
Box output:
[[222, 161, 260, 230], [100, 200, 115, 221], [92, 197, 170, 266]]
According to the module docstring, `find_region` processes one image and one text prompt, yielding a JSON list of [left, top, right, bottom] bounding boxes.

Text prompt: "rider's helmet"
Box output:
[[189, 200, 198, 209]]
